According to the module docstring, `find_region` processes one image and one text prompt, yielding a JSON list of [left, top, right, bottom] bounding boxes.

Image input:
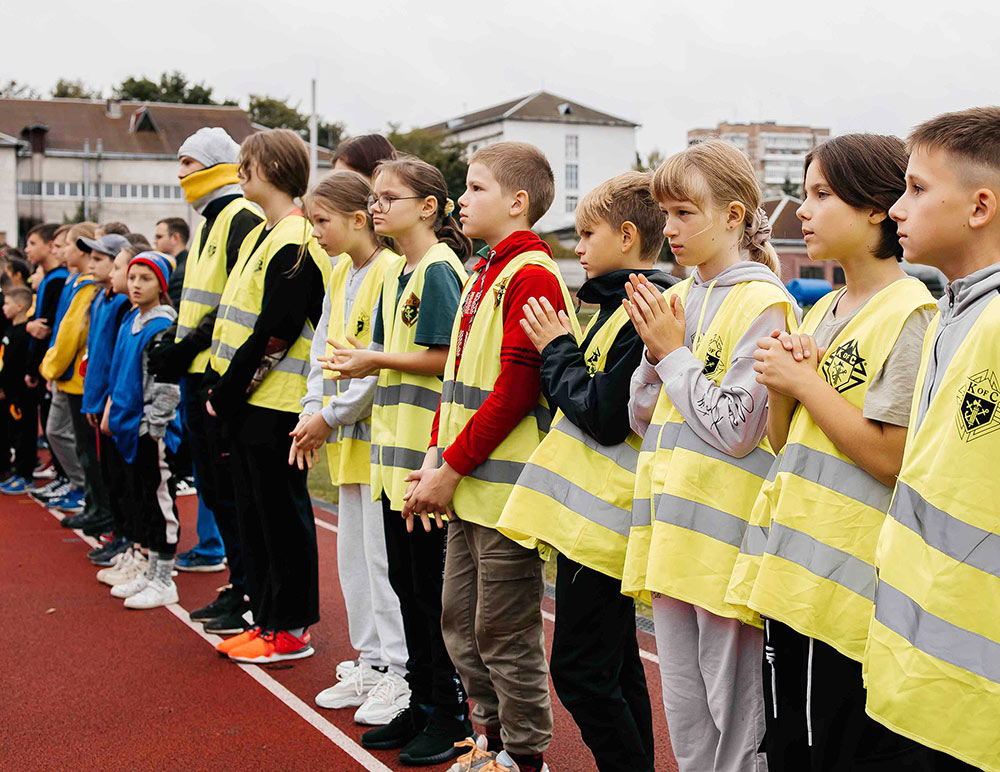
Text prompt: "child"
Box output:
[[206, 129, 331, 665], [293, 169, 409, 724], [101, 251, 183, 609], [5, 257, 32, 288], [863, 107, 1000, 772], [323, 155, 471, 765], [403, 141, 579, 772], [332, 134, 398, 178], [622, 139, 799, 772], [498, 171, 675, 772], [728, 134, 938, 770], [0, 287, 38, 494]]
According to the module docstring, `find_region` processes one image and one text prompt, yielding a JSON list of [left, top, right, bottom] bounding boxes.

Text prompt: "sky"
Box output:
[[4, 0, 999, 157]]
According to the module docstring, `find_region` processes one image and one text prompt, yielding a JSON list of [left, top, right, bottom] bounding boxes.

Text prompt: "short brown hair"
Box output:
[[53, 224, 73, 239], [100, 222, 130, 236], [5, 285, 32, 308], [909, 107, 1000, 178], [240, 129, 310, 199], [157, 217, 189, 244], [333, 135, 396, 179], [470, 142, 554, 226], [576, 172, 665, 261], [804, 134, 908, 261], [27, 223, 59, 242]]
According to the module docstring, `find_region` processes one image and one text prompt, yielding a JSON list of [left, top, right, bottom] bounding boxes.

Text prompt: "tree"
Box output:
[[51, 79, 102, 99], [1, 80, 39, 99], [633, 149, 665, 172], [248, 94, 344, 150], [386, 124, 469, 202], [114, 71, 219, 104], [781, 176, 801, 198]]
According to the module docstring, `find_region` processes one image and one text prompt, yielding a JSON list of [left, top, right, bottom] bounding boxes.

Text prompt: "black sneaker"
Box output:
[[202, 606, 251, 635], [61, 511, 95, 529], [361, 706, 428, 751], [189, 586, 244, 622], [88, 535, 129, 566], [399, 712, 473, 766], [81, 515, 114, 538], [29, 477, 70, 504]]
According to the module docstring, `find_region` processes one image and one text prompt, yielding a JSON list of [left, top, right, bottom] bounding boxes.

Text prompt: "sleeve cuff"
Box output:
[[636, 350, 662, 384], [442, 444, 476, 477], [320, 403, 339, 427], [654, 347, 696, 382]]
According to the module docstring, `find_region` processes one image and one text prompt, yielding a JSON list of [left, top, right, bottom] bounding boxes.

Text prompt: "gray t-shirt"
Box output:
[[812, 281, 934, 428]]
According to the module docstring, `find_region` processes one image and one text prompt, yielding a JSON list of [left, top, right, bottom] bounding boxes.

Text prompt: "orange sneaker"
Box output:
[[215, 627, 260, 657], [227, 629, 315, 665]]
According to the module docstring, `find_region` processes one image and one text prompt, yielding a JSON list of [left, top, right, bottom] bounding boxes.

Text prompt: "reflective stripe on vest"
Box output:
[[865, 295, 1000, 772], [323, 250, 392, 486], [176, 197, 260, 374], [438, 251, 581, 530], [733, 279, 934, 660], [369, 244, 468, 509], [208, 215, 332, 413], [498, 305, 645, 578]]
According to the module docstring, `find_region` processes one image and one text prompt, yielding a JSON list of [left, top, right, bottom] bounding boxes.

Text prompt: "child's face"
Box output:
[[127, 264, 161, 309], [797, 161, 883, 264], [238, 157, 266, 204], [110, 252, 130, 295], [24, 233, 51, 266], [309, 201, 356, 257], [458, 162, 514, 244], [575, 219, 629, 279], [29, 265, 43, 289], [370, 171, 429, 241], [658, 191, 733, 269], [88, 251, 115, 284], [63, 237, 89, 271], [2, 297, 25, 320]]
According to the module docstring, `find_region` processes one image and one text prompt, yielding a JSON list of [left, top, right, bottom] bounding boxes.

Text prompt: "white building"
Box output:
[[424, 91, 639, 235]]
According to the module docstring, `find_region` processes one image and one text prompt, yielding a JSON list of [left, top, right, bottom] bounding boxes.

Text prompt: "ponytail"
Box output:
[[742, 206, 782, 278], [431, 197, 472, 261]]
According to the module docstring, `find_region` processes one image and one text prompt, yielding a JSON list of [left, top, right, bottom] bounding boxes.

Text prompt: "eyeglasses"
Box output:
[[367, 193, 423, 213]]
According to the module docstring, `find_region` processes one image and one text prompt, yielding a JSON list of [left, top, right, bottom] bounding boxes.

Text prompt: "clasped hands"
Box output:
[[753, 330, 826, 399]]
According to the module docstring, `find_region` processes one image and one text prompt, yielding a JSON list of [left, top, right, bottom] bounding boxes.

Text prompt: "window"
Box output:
[[141, 185, 149, 198], [799, 265, 825, 279], [152, 185, 161, 199], [174, 186, 183, 199], [103, 184, 113, 198], [19, 181, 41, 195], [565, 134, 578, 160], [119, 184, 128, 198], [58, 182, 66, 195], [89, 182, 99, 197], [45, 182, 55, 196], [69, 182, 79, 196], [566, 195, 578, 213], [566, 163, 578, 190], [131, 184, 138, 198], [470, 144, 478, 153]]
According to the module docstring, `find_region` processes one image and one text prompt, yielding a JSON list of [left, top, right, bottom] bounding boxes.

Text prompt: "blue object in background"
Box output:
[[786, 278, 834, 307]]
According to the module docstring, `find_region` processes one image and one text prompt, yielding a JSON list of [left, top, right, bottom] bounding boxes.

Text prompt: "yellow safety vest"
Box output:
[[323, 249, 393, 486], [369, 243, 468, 510], [438, 252, 581, 529], [209, 215, 332, 413], [176, 197, 260, 374], [864, 294, 1000, 772], [728, 279, 935, 661], [621, 278, 797, 625], [497, 305, 640, 579]]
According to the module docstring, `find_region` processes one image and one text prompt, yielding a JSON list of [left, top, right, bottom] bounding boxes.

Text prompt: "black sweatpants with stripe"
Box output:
[[123, 434, 179, 556]]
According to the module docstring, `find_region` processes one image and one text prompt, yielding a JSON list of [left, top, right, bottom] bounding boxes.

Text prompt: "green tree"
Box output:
[[114, 71, 218, 104], [386, 124, 469, 201], [248, 94, 308, 131], [1, 80, 39, 99], [51, 79, 102, 99], [633, 149, 665, 172], [781, 176, 801, 198]]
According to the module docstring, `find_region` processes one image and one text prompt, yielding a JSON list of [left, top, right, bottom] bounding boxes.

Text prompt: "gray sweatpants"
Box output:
[[46, 389, 84, 489], [652, 595, 767, 772]]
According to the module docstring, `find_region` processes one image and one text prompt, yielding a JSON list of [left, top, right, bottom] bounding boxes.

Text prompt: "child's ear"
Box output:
[[354, 210, 368, 230], [421, 196, 438, 221], [970, 187, 998, 230], [868, 209, 888, 225], [510, 190, 530, 219], [620, 221, 638, 252], [727, 201, 747, 230]]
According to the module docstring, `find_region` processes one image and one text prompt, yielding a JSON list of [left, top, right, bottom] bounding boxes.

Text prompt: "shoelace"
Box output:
[[366, 674, 404, 705], [479, 760, 514, 772], [338, 663, 370, 696], [451, 739, 495, 771]]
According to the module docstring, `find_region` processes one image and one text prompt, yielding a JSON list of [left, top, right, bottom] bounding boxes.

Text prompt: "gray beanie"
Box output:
[[177, 127, 241, 167]]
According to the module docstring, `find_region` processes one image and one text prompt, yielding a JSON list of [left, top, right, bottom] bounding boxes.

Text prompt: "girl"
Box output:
[[332, 134, 397, 178], [206, 129, 331, 665], [101, 251, 183, 610], [291, 170, 410, 724], [622, 139, 799, 772], [322, 156, 473, 767], [730, 134, 939, 770]]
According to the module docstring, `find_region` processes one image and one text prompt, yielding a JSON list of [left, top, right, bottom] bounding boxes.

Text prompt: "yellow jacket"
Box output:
[[39, 276, 98, 395]]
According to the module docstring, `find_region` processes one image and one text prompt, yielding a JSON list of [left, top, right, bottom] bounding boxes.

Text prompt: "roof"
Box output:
[[0, 98, 333, 160], [423, 91, 639, 133], [763, 195, 804, 241]]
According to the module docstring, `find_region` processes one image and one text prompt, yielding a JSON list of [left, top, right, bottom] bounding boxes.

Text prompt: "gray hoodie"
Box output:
[[629, 261, 801, 457], [913, 261, 1000, 430], [133, 304, 182, 439]]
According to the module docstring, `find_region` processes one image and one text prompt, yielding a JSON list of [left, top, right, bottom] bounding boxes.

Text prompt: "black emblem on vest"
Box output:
[[205, 243, 217, 258], [585, 347, 601, 376], [493, 277, 509, 308], [355, 310, 369, 338], [702, 334, 724, 377], [956, 369, 1000, 442], [400, 292, 420, 327], [822, 339, 867, 393]]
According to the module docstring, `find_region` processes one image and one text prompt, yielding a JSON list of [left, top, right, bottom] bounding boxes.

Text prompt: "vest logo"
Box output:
[[702, 334, 724, 377], [400, 292, 420, 327], [822, 339, 867, 393], [493, 277, 509, 308], [205, 243, 217, 258], [586, 347, 601, 376], [355, 310, 369, 337], [956, 369, 1000, 442], [254, 255, 265, 272]]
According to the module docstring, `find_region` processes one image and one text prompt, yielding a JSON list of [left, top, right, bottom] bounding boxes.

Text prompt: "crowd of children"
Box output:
[[1, 105, 997, 772]]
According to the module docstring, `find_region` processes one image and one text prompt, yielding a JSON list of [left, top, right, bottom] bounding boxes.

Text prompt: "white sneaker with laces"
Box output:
[[96, 549, 131, 584], [110, 571, 150, 599], [447, 736, 496, 771], [100, 550, 147, 587], [124, 578, 179, 609], [315, 661, 383, 709], [353, 671, 410, 725], [336, 659, 359, 680]]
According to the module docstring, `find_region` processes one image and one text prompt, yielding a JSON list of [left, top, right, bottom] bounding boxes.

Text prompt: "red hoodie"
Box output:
[[431, 230, 568, 476]]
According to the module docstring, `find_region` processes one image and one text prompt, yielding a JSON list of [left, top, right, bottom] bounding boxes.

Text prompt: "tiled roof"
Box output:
[[763, 195, 805, 241], [423, 91, 639, 133]]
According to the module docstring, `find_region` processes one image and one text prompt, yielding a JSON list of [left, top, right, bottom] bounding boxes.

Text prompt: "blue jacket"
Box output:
[[82, 291, 130, 415], [47, 273, 95, 381]]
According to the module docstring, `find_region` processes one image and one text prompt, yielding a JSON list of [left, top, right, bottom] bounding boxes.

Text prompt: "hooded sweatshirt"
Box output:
[[629, 261, 800, 457]]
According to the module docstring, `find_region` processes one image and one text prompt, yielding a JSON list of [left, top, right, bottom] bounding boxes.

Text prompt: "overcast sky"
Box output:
[[5, 0, 999, 156]]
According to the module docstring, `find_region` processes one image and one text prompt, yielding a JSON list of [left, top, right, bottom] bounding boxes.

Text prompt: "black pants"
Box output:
[[550, 554, 655, 772], [184, 374, 245, 591], [762, 619, 973, 771], [99, 432, 135, 541], [66, 393, 109, 519], [124, 434, 179, 556], [8, 394, 37, 478], [381, 497, 467, 713], [227, 405, 319, 631]]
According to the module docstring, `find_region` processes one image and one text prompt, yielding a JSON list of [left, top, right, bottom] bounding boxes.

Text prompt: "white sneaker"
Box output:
[[315, 661, 383, 709], [110, 572, 150, 599], [493, 751, 549, 772], [100, 550, 148, 587], [353, 671, 410, 725], [124, 578, 179, 609], [97, 549, 133, 585], [447, 736, 496, 771], [336, 659, 359, 679]]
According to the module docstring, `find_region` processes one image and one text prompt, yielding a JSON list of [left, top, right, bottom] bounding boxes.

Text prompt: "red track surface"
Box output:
[[2, 488, 679, 772]]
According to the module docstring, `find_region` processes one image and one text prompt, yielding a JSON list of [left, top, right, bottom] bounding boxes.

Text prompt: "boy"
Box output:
[[0, 287, 38, 493], [864, 107, 1000, 771], [498, 172, 675, 772], [404, 142, 577, 772]]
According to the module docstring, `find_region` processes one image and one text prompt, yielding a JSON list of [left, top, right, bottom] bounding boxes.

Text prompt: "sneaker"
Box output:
[[98, 549, 148, 586], [81, 514, 114, 537], [110, 571, 150, 599], [51, 488, 85, 514], [175, 550, 226, 573], [190, 585, 244, 622], [228, 629, 315, 665], [30, 477, 70, 504], [124, 578, 178, 609], [32, 459, 56, 480], [315, 661, 384, 710], [361, 706, 428, 751], [337, 659, 360, 679], [88, 535, 129, 566], [447, 737, 496, 772], [354, 671, 410, 725], [215, 627, 260, 656], [489, 751, 549, 772], [0, 475, 32, 495], [203, 608, 251, 636], [175, 477, 197, 496], [399, 712, 475, 766]]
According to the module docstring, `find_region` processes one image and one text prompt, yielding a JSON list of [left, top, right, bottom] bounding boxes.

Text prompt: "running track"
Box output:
[[1, 488, 679, 771]]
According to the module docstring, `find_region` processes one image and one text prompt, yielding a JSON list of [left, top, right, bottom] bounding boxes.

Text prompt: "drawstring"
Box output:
[[764, 619, 778, 719], [692, 279, 718, 355], [806, 637, 815, 747]]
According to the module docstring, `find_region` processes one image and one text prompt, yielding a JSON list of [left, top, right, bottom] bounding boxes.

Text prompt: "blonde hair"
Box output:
[[576, 171, 665, 262], [66, 221, 97, 245], [651, 140, 781, 277]]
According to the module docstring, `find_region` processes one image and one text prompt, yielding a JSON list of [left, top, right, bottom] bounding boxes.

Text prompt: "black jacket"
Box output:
[[540, 268, 677, 446]]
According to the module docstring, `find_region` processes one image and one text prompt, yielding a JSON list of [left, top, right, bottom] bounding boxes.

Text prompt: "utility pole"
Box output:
[[309, 78, 318, 186]]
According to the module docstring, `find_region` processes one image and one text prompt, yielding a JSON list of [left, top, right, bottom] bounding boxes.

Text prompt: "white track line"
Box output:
[[39, 503, 393, 772]]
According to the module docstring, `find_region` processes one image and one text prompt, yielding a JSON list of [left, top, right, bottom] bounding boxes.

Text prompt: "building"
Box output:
[[0, 97, 332, 245], [424, 91, 639, 235], [688, 121, 830, 197]]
